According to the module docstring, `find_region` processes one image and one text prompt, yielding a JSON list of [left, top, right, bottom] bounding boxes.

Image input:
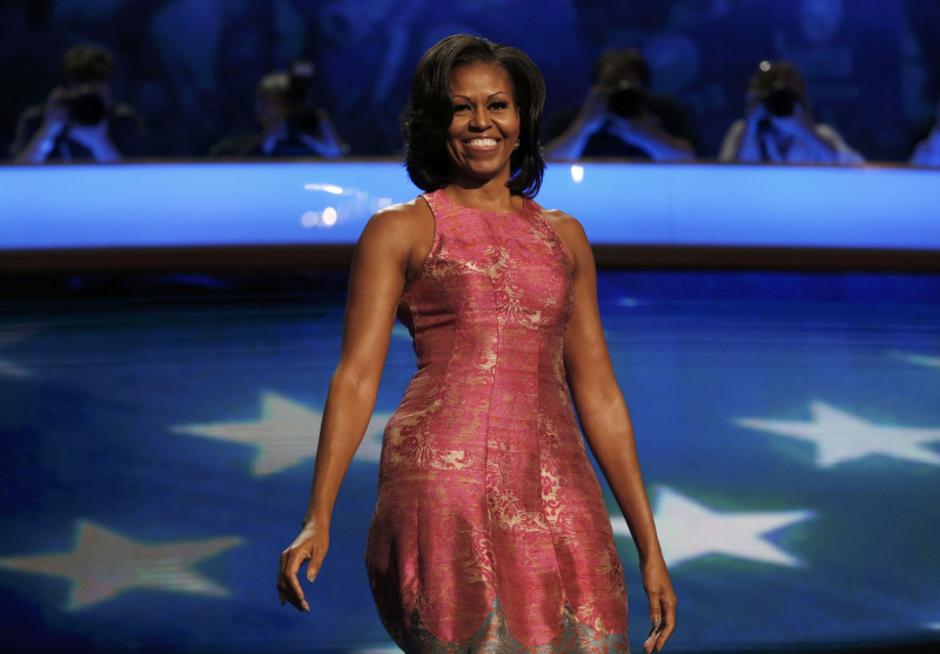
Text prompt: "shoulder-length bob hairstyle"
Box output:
[[403, 34, 546, 198]]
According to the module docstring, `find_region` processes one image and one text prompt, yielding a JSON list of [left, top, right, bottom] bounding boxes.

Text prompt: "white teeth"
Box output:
[[466, 138, 498, 146]]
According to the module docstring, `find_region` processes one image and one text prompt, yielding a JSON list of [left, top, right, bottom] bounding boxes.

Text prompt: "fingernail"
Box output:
[[302, 601, 310, 611]]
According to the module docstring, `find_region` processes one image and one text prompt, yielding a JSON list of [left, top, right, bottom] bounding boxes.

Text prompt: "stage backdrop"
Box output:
[[1, 269, 939, 652], [1, 0, 939, 161]]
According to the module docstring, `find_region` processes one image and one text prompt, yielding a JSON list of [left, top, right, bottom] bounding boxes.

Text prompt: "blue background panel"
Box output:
[[1, 270, 940, 652], [2, 161, 939, 251]]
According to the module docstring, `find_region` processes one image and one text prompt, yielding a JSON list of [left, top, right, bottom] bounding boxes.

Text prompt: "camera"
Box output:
[[761, 85, 802, 117], [60, 85, 108, 126], [286, 59, 320, 133], [607, 80, 648, 119]]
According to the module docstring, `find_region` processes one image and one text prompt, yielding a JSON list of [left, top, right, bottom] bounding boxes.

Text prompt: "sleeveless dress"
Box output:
[[364, 188, 630, 653]]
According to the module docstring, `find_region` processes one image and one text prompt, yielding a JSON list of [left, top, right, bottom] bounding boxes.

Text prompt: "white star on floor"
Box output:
[[352, 648, 403, 654], [0, 324, 39, 378], [0, 520, 241, 610], [392, 323, 412, 339], [614, 296, 643, 307], [734, 400, 940, 468], [895, 351, 940, 371], [611, 486, 813, 568], [171, 390, 391, 476]]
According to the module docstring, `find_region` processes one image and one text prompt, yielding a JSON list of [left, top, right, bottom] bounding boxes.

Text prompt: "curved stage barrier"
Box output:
[[1, 160, 939, 270]]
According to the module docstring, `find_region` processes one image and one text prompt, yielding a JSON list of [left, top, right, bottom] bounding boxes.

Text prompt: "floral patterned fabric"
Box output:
[[364, 188, 630, 652]]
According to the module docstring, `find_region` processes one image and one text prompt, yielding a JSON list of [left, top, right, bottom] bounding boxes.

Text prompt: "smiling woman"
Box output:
[[445, 63, 521, 186], [402, 34, 546, 201], [276, 34, 677, 654]]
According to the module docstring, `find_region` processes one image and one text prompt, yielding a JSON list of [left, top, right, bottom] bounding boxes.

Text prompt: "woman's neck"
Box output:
[[446, 174, 522, 213]]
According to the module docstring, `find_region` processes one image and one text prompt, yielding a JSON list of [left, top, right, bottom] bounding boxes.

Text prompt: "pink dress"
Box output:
[[364, 188, 630, 652]]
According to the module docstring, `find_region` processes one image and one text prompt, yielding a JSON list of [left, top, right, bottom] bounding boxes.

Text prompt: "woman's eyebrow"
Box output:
[[450, 91, 510, 101]]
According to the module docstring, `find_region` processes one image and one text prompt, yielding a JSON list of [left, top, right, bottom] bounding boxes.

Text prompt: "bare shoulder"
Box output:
[[359, 197, 431, 246], [367, 197, 428, 231], [539, 206, 590, 261], [356, 197, 434, 280]]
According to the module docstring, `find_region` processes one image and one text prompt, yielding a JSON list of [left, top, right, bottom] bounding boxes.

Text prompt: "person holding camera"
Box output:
[[543, 48, 696, 162], [9, 44, 145, 164], [210, 65, 347, 158], [718, 60, 863, 165], [910, 100, 940, 167]]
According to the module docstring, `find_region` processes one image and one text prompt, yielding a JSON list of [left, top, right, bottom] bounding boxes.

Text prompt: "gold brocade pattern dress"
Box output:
[[364, 188, 630, 653]]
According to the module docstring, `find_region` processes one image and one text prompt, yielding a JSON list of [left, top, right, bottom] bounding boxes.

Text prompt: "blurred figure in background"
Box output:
[[9, 44, 146, 163], [719, 60, 863, 165], [210, 63, 347, 158], [910, 101, 940, 166], [543, 47, 696, 162]]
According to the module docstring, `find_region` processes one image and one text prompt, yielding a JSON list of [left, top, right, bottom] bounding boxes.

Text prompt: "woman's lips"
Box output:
[[463, 137, 501, 153]]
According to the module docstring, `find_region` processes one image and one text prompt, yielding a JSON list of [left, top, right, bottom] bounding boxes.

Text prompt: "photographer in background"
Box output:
[[210, 63, 347, 158], [910, 100, 940, 167], [10, 44, 145, 164], [718, 60, 863, 165], [543, 47, 696, 162]]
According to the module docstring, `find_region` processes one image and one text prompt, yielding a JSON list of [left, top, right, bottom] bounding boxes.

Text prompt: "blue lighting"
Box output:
[[1, 161, 938, 251]]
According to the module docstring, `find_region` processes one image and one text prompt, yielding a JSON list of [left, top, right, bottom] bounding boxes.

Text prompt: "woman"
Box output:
[[277, 34, 676, 653]]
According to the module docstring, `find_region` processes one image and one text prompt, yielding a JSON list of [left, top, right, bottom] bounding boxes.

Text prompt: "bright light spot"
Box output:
[[304, 183, 344, 195], [377, 197, 393, 209], [570, 165, 585, 183], [301, 211, 319, 227], [759, 60, 771, 72], [322, 206, 338, 226]]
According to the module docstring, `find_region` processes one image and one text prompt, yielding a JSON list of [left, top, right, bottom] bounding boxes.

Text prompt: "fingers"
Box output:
[[306, 558, 320, 583], [643, 591, 676, 653], [277, 547, 311, 613], [643, 609, 661, 654], [654, 596, 676, 652]]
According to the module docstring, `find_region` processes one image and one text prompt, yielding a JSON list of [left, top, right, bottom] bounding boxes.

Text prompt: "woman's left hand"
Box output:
[[640, 555, 676, 653]]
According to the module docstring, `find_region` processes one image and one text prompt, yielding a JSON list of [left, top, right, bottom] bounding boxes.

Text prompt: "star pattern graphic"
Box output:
[[170, 390, 391, 476], [392, 323, 412, 339], [0, 520, 241, 610], [734, 401, 940, 468], [896, 351, 940, 371], [0, 324, 39, 379], [611, 486, 814, 568]]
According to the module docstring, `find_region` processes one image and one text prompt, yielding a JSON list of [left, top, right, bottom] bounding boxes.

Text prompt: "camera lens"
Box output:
[[63, 85, 107, 125], [762, 87, 801, 117], [607, 81, 646, 119]]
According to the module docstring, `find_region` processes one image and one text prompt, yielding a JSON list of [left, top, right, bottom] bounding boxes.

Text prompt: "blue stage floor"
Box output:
[[1, 269, 939, 652]]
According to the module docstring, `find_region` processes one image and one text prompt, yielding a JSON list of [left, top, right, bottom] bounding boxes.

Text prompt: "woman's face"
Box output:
[[445, 62, 520, 185]]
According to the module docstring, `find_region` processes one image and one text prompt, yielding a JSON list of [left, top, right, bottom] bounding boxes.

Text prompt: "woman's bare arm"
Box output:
[[553, 213, 660, 560], [551, 211, 676, 652], [278, 200, 422, 611]]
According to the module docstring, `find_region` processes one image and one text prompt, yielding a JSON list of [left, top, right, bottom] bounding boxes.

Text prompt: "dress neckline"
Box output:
[[433, 187, 530, 216]]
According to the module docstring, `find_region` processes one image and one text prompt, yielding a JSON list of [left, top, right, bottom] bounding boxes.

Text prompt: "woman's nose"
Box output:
[[469, 107, 491, 130]]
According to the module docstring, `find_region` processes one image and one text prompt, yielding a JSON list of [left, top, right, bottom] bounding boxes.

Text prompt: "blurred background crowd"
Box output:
[[3, 0, 940, 167]]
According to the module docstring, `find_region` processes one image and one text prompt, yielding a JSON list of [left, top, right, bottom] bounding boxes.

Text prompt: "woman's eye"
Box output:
[[489, 102, 508, 110], [453, 104, 470, 113]]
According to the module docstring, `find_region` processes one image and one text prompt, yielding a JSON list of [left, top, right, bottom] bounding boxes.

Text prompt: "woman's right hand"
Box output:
[[277, 521, 329, 612]]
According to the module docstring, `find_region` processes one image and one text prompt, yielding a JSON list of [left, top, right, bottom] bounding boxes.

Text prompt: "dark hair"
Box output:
[[592, 48, 651, 89], [61, 44, 114, 84], [748, 60, 806, 96], [403, 34, 545, 198]]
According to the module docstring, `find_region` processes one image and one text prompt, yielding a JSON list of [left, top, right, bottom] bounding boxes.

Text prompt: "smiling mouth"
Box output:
[[463, 137, 501, 151]]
